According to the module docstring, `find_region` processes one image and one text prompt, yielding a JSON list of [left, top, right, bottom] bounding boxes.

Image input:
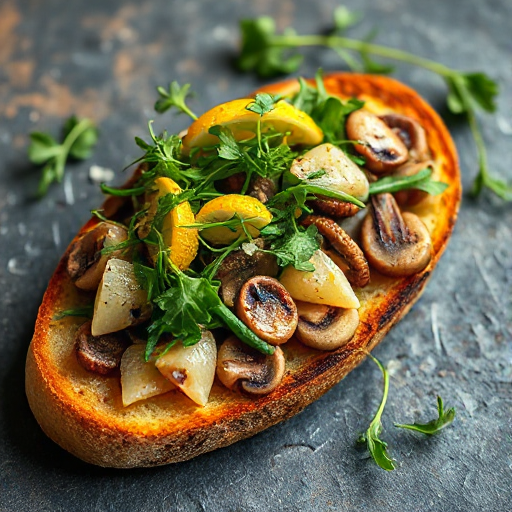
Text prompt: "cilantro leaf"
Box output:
[[246, 93, 278, 115], [357, 354, 396, 471], [237, 17, 303, 77], [154, 81, 198, 120], [395, 396, 456, 435], [28, 116, 98, 197], [267, 223, 321, 271], [209, 125, 244, 160]]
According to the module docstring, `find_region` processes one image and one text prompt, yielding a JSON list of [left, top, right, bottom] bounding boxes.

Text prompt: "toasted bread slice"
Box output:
[[25, 73, 460, 468]]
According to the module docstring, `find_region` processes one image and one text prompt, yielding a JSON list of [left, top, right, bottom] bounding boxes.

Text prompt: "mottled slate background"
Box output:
[[1, 0, 511, 510]]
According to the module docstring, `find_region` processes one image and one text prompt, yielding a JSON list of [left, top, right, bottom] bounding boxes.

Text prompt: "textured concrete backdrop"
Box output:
[[0, 0, 511, 511]]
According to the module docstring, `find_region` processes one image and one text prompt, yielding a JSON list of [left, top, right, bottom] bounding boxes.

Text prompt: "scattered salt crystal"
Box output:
[[7, 257, 29, 276], [89, 165, 115, 184], [24, 241, 42, 257]]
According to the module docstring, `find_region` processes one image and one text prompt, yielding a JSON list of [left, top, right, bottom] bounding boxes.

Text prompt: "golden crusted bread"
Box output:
[[25, 73, 460, 468]]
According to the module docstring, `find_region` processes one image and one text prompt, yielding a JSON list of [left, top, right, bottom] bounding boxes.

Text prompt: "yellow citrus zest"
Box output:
[[195, 194, 272, 245], [147, 177, 198, 270], [181, 98, 323, 154]]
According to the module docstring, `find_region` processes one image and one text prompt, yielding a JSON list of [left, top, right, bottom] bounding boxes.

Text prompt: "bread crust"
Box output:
[[25, 73, 460, 468]]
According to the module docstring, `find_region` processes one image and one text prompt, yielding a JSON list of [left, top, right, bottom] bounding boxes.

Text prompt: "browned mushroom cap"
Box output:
[[392, 160, 434, 207], [67, 222, 128, 291], [361, 193, 432, 277], [75, 320, 131, 375], [235, 276, 298, 345], [216, 336, 285, 395], [380, 114, 431, 162], [216, 173, 276, 204], [308, 196, 361, 219], [294, 300, 359, 351], [302, 215, 370, 288], [215, 239, 278, 307], [346, 110, 408, 174]]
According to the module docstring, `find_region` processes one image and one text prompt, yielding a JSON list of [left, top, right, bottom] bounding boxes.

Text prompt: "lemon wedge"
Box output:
[[195, 194, 272, 245], [182, 98, 323, 155], [146, 177, 198, 270]]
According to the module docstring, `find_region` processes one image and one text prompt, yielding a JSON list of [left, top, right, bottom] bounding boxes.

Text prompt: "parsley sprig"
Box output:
[[237, 12, 511, 201], [28, 116, 98, 197], [155, 81, 198, 120]]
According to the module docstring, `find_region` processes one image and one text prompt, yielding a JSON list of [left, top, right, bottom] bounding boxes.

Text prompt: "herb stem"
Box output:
[[271, 34, 455, 78], [367, 353, 390, 422]]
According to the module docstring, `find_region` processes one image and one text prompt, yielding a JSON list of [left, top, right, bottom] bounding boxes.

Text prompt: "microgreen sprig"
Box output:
[[395, 396, 456, 435], [368, 168, 449, 196], [28, 116, 98, 197], [357, 353, 396, 471], [237, 13, 511, 201]]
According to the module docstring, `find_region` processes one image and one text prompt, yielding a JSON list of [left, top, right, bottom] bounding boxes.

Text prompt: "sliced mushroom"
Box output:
[[75, 320, 131, 375], [308, 196, 361, 219], [346, 110, 408, 174], [216, 336, 285, 395], [235, 276, 298, 345], [215, 239, 278, 307], [290, 143, 369, 201], [392, 160, 434, 207], [302, 215, 370, 288], [294, 301, 359, 351], [361, 193, 432, 277], [67, 222, 128, 291], [91, 259, 152, 336], [380, 114, 430, 163]]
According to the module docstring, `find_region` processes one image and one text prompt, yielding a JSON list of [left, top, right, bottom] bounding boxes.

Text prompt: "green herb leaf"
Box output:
[[246, 92, 278, 115], [54, 305, 94, 320], [267, 223, 321, 271], [28, 117, 98, 197], [209, 125, 244, 160], [395, 396, 456, 435], [154, 81, 198, 120], [63, 115, 99, 160], [237, 17, 303, 77], [369, 168, 449, 196], [357, 354, 396, 471], [333, 6, 362, 33]]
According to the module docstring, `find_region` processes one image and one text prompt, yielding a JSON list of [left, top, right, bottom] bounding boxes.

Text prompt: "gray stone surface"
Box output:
[[0, 0, 511, 510]]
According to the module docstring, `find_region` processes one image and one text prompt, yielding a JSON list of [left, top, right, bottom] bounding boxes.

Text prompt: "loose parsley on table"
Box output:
[[236, 10, 511, 201], [28, 116, 98, 197]]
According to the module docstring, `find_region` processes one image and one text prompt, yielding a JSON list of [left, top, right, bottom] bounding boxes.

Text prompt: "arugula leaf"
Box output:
[[28, 116, 98, 197], [246, 93, 278, 115], [357, 353, 396, 471], [237, 17, 303, 77], [154, 81, 198, 120], [395, 396, 456, 435], [368, 168, 449, 196]]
